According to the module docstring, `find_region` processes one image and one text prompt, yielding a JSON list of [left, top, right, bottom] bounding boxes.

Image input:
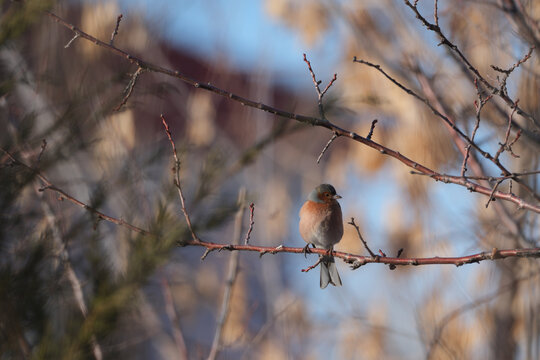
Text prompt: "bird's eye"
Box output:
[[325, 192, 330, 197]]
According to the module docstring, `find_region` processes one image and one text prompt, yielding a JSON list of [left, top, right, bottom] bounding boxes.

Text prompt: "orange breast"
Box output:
[[299, 200, 343, 249]]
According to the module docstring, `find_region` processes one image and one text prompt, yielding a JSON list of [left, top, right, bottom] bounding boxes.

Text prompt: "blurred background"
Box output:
[[1, 0, 539, 359]]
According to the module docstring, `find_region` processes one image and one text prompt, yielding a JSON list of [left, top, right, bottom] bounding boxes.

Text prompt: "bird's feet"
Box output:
[[303, 243, 314, 258]]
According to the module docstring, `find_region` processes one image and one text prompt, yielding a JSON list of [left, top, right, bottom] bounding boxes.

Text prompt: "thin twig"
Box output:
[[301, 257, 322, 273], [321, 73, 338, 98], [161, 277, 188, 360], [160, 114, 202, 243], [304, 53, 339, 162], [367, 119, 378, 140], [461, 79, 491, 176], [244, 203, 255, 244], [37, 139, 47, 165], [433, 0, 439, 27], [348, 217, 376, 257], [114, 66, 144, 111], [303, 53, 337, 119], [495, 101, 520, 161], [411, 170, 540, 181], [389, 248, 405, 270], [110, 14, 123, 45], [207, 189, 245, 360], [40, 194, 103, 360], [316, 132, 338, 163], [486, 179, 504, 208], [64, 33, 79, 48]]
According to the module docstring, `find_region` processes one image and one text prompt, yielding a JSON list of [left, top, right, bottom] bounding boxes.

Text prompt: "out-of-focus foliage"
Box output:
[[1, 0, 539, 359]]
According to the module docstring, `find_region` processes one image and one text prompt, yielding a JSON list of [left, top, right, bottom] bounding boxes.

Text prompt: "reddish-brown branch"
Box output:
[[46, 12, 540, 213], [302, 257, 322, 273], [183, 240, 540, 267]]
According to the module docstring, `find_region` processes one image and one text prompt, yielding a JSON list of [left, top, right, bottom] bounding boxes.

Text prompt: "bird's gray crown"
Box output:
[[307, 184, 337, 203]]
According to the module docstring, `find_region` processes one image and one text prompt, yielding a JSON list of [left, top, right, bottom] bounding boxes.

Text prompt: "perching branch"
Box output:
[[183, 240, 540, 268], [2, 145, 538, 267]]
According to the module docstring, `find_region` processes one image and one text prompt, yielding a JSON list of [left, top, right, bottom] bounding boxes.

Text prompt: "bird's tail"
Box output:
[[320, 255, 342, 289]]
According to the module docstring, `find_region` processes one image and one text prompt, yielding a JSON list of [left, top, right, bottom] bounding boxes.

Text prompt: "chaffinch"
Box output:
[[299, 184, 344, 289]]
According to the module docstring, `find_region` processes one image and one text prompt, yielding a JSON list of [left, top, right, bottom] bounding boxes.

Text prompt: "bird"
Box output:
[[299, 183, 344, 289]]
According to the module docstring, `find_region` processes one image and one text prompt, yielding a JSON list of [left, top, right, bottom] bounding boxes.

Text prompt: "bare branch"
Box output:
[[110, 14, 123, 46], [461, 79, 491, 176], [114, 66, 144, 111], [301, 257, 322, 273], [433, 0, 440, 27], [1, 147, 151, 236], [411, 169, 540, 182], [3, 148, 539, 267], [316, 132, 338, 164], [64, 33, 79, 48], [160, 114, 202, 243], [208, 189, 245, 360], [495, 101, 520, 161], [303, 53, 337, 119], [367, 119, 378, 140], [348, 217, 376, 257], [46, 12, 540, 213], [161, 277, 188, 360], [37, 138, 47, 165], [486, 179, 505, 209], [402, 1, 538, 127], [185, 239, 540, 267], [244, 203, 255, 245]]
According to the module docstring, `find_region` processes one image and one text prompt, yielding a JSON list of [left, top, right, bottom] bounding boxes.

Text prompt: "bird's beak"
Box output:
[[333, 194, 342, 200]]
